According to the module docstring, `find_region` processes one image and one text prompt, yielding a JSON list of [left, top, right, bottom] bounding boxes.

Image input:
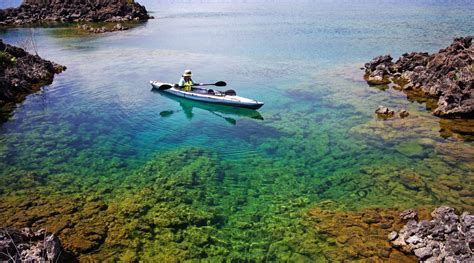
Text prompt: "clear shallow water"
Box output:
[[1, 0, 474, 261]]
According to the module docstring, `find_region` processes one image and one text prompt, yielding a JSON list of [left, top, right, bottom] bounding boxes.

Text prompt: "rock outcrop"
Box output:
[[0, 228, 64, 262], [77, 22, 128, 33], [375, 106, 410, 119], [0, 0, 150, 25], [389, 206, 473, 262], [364, 37, 474, 118], [375, 105, 395, 118], [0, 39, 66, 114]]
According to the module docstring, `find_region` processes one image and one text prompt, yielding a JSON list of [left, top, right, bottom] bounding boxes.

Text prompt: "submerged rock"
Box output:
[[305, 205, 422, 262], [400, 208, 418, 221], [364, 36, 474, 118], [399, 109, 410, 118], [390, 206, 474, 262], [77, 23, 128, 33], [375, 105, 395, 118], [0, 228, 64, 262], [0, 0, 151, 27]]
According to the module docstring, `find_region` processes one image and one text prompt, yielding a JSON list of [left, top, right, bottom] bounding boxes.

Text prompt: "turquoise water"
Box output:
[[1, 0, 473, 261]]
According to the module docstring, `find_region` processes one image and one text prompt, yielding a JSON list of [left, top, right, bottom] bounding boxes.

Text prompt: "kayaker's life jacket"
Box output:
[[183, 80, 193, 91]]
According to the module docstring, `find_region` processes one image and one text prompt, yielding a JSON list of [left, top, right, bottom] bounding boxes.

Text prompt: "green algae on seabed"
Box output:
[[2, 112, 472, 261], [0, 148, 319, 261], [1, 64, 473, 261], [394, 139, 426, 158], [0, 21, 147, 38], [0, 16, 473, 260], [1, 76, 473, 261]]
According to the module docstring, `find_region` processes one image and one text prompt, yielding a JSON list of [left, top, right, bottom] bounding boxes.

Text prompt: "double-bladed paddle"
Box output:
[[197, 81, 227, 87], [157, 81, 227, 90]]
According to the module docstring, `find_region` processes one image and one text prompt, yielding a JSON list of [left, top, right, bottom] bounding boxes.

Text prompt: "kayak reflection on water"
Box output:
[[152, 89, 264, 125]]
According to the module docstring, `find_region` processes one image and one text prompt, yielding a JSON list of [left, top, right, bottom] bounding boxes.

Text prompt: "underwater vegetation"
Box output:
[[0, 148, 317, 261], [1, 103, 472, 261], [0, 49, 472, 261]]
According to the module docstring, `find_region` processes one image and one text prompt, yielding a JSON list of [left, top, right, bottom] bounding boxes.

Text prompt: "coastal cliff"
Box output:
[[0, 39, 65, 117], [0, 0, 150, 25], [364, 37, 473, 118]]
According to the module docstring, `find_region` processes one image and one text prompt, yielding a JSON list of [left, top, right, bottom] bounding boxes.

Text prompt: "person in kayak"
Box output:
[[178, 69, 200, 92]]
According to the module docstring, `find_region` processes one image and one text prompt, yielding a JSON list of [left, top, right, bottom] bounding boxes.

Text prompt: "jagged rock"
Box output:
[[413, 246, 433, 260], [375, 105, 395, 118], [0, 0, 150, 27], [0, 39, 66, 118], [0, 228, 63, 262], [364, 54, 394, 72], [399, 109, 410, 118], [77, 23, 127, 33], [364, 55, 393, 85], [400, 209, 418, 221], [366, 69, 391, 85], [390, 206, 474, 262], [364, 37, 474, 118], [388, 231, 398, 241]]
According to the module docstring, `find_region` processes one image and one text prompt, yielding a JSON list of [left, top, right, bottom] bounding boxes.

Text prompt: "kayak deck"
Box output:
[[150, 81, 264, 110]]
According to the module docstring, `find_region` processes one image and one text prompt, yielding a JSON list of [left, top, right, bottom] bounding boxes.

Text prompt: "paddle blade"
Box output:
[[215, 81, 227, 87]]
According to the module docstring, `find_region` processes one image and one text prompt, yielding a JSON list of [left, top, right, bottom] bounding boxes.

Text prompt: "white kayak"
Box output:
[[150, 81, 264, 110]]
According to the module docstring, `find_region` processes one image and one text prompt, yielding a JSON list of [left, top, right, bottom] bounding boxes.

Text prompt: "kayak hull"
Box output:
[[150, 81, 264, 110]]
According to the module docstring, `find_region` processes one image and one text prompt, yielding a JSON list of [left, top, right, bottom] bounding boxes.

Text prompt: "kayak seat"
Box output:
[[208, 89, 215, 95], [224, 89, 237, 96]]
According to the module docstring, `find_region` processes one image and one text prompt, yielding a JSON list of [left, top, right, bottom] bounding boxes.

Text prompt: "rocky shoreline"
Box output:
[[389, 207, 473, 262], [0, 0, 151, 27], [77, 22, 129, 34], [364, 37, 473, 118], [0, 228, 64, 262], [0, 39, 65, 119]]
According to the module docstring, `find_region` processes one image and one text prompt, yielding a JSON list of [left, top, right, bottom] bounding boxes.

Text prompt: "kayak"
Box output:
[[156, 89, 264, 121], [150, 81, 264, 110]]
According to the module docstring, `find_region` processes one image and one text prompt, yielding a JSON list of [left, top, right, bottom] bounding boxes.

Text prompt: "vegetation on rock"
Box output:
[[0, 39, 65, 120], [0, 0, 150, 26]]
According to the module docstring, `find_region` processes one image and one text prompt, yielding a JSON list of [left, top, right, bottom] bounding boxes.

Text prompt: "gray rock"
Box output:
[[414, 246, 433, 259], [406, 235, 422, 245], [431, 206, 457, 221], [392, 235, 407, 248], [390, 206, 473, 262], [0, 228, 63, 262], [388, 231, 398, 241], [461, 212, 474, 231]]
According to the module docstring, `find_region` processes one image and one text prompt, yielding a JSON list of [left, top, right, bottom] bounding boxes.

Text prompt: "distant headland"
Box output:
[[0, 0, 151, 28]]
